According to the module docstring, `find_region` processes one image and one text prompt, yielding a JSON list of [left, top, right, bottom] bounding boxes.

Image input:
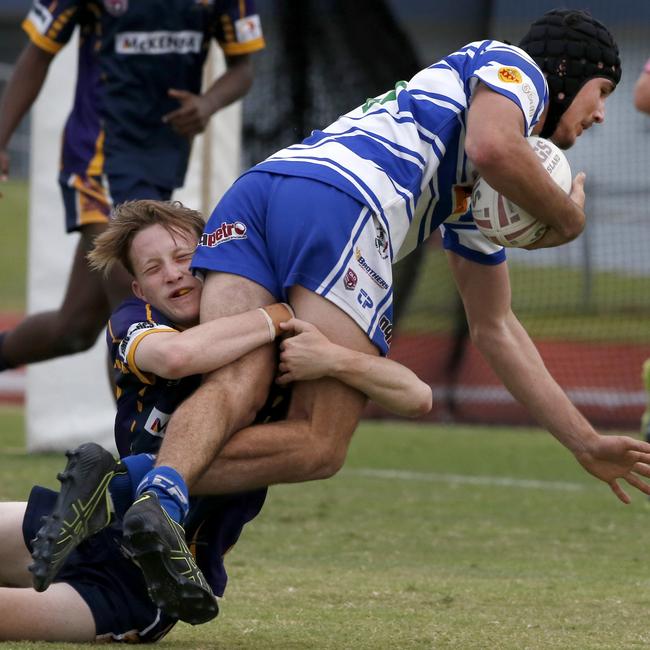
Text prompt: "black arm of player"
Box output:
[[0, 42, 54, 180], [162, 54, 253, 138]]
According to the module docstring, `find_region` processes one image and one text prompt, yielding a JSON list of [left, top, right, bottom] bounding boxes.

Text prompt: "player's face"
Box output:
[[130, 224, 202, 327], [551, 77, 614, 149]]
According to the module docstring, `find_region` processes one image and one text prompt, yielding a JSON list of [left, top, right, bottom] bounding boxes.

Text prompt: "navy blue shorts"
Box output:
[[23, 486, 177, 643], [59, 172, 172, 233], [191, 171, 393, 354]]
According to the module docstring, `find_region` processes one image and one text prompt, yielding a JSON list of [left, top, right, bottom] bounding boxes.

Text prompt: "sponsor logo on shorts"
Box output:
[[115, 31, 203, 55], [379, 315, 393, 345], [199, 221, 248, 248], [374, 225, 389, 260], [104, 0, 128, 16], [235, 15, 263, 42], [498, 67, 522, 84], [357, 289, 374, 309], [144, 407, 172, 438], [354, 247, 389, 290], [344, 268, 358, 290]]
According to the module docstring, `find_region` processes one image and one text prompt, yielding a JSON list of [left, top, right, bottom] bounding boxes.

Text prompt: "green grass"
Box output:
[[400, 249, 650, 343], [3, 407, 650, 649], [0, 179, 29, 312]]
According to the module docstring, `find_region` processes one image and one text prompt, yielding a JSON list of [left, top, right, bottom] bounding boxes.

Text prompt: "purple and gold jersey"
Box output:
[[107, 296, 288, 595], [23, 0, 264, 190], [107, 297, 197, 457]]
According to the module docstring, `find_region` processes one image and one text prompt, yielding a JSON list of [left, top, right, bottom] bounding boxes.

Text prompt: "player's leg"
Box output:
[[153, 272, 277, 487], [193, 284, 379, 494], [0, 582, 96, 642], [29, 443, 125, 592], [0, 503, 32, 587], [0, 223, 129, 367], [122, 272, 275, 624]]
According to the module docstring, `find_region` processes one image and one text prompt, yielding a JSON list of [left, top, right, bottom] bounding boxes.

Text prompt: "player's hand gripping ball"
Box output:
[[471, 136, 572, 248]]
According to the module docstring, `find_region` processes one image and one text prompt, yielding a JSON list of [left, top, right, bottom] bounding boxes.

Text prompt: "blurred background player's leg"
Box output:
[[0, 222, 131, 369]]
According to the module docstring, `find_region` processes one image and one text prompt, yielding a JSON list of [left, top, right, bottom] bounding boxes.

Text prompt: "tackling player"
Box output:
[[120, 9, 650, 621], [0, 0, 265, 372], [4, 199, 431, 641]]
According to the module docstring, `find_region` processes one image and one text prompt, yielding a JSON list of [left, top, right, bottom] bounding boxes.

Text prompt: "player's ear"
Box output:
[[132, 279, 144, 300]]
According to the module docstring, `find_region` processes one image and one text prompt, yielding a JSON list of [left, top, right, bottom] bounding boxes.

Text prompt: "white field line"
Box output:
[[345, 467, 585, 492]]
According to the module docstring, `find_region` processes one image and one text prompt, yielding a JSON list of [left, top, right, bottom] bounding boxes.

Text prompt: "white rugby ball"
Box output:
[[471, 136, 572, 248]]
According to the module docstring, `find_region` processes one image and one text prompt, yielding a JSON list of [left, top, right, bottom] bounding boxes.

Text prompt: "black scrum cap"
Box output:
[[519, 9, 621, 138]]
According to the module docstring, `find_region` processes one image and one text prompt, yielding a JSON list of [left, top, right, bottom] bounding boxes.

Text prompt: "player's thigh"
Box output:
[[0, 503, 32, 587], [286, 285, 379, 468], [200, 272, 278, 421], [0, 582, 95, 642], [57, 225, 112, 329], [200, 271, 276, 321]]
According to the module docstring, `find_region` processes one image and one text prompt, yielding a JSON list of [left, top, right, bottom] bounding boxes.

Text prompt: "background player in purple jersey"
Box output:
[[7, 199, 431, 635], [0, 0, 265, 372], [121, 12, 650, 615]]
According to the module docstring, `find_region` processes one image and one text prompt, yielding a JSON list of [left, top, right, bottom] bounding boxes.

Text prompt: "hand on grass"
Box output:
[[574, 434, 650, 503]]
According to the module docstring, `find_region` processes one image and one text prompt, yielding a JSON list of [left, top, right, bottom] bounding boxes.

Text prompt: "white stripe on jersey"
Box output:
[[255, 40, 548, 263]]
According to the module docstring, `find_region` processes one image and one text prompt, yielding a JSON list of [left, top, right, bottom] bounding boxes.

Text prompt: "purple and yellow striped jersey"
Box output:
[[254, 40, 548, 265], [23, 0, 265, 190]]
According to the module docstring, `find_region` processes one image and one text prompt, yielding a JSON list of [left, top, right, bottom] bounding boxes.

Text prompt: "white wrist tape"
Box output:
[[258, 307, 276, 342]]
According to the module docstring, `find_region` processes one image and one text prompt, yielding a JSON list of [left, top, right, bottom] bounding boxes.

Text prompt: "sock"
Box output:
[[136, 465, 189, 524], [108, 453, 155, 518], [0, 332, 15, 372]]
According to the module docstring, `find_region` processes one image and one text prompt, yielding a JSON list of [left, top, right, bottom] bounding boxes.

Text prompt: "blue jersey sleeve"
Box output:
[[22, 0, 81, 55], [107, 299, 177, 384], [213, 0, 265, 56], [469, 41, 548, 135]]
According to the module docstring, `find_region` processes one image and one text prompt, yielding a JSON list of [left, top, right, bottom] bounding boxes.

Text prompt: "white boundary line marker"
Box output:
[[345, 467, 585, 491]]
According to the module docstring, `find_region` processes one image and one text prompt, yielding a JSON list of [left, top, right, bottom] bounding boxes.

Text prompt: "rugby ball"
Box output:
[[471, 136, 572, 248]]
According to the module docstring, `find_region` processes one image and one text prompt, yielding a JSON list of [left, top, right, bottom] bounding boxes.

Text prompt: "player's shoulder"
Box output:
[[108, 297, 173, 341], [470, 39, 542, 75]]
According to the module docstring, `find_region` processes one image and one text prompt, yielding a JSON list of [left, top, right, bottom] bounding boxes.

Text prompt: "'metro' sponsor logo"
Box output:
[[115, 31, 203, 55], [354, 247, 388, 290], [199, 222, 247, 248]]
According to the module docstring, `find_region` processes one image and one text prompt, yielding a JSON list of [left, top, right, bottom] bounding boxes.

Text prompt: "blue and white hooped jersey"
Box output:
[[254, 40, 548, 265]]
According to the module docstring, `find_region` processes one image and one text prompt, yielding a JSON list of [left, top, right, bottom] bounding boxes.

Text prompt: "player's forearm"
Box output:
[[473, 311, 599, 454], [465, 87, 584, 242], [0, 44, 52, 149], [469, 133, 584, 243], [328, 347, 432, 417], [138, 307, 284, 379], [201, 55, 253, 115]]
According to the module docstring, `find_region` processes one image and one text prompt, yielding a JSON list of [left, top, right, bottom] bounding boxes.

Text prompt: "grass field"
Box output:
[[3, 406, 650, 649], [0, 179, 28, 312]]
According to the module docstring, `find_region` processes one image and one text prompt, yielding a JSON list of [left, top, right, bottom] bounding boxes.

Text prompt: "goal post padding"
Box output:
[[26, 38, 240, 452]]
